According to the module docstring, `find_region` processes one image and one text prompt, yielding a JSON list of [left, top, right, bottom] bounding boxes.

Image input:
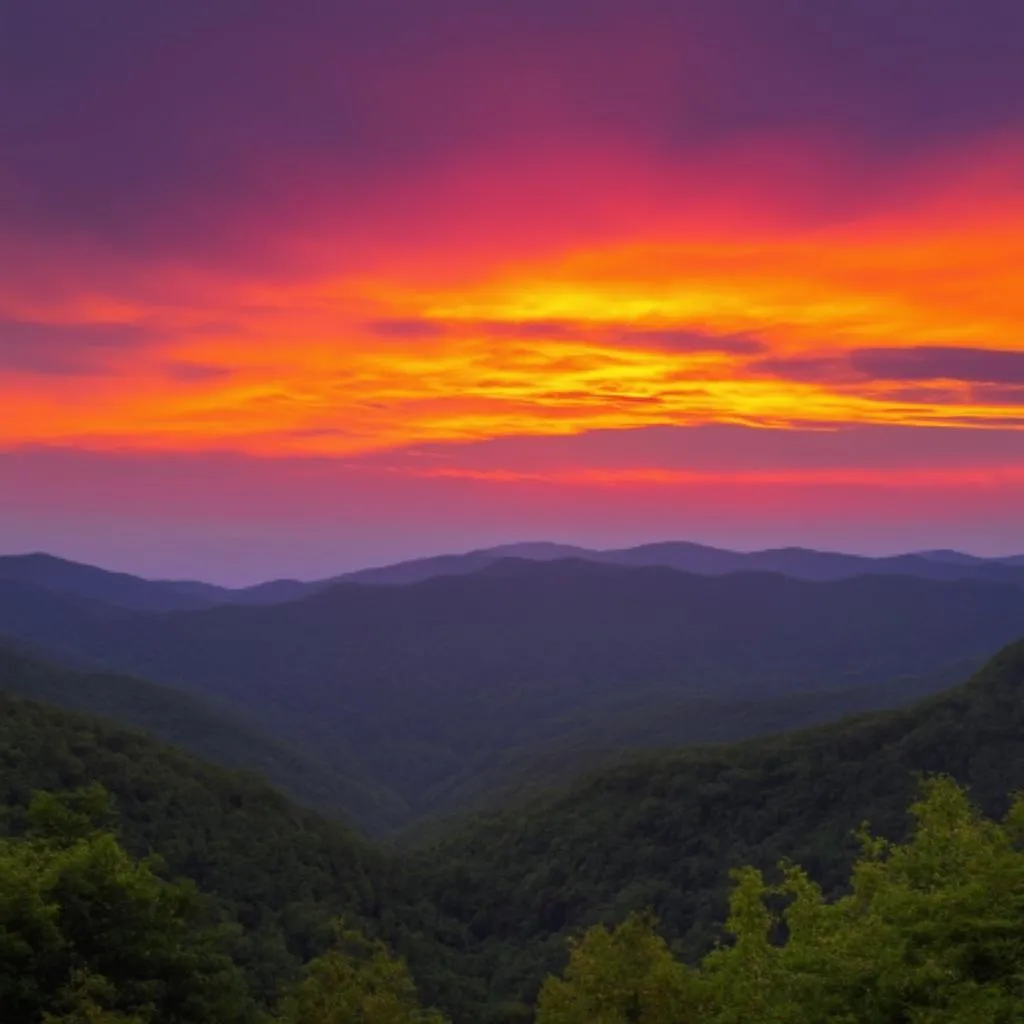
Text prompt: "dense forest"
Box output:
[[402, 639, 1024, 1016], [0, 641, 965, 838], [0, 690, 386, 993], [3, 639, 1024, 1021], [0, 787, 446, 1023], [7, 760, 1024, 1021], [533, 775, 1024, 1023]]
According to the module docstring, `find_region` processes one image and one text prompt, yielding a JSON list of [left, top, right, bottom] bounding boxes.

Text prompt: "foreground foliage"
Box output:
[[275, 926, 447, 1024], [0, 787, 448, 1023], [0, 690, 391, 1008], [8, 775, 1024, 1023], [0, 789, 254, 1023], [538, 777, 1024, 1023]]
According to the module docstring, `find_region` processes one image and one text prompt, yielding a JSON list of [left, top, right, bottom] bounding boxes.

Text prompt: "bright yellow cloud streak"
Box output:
[[2, 209, 1022, 455]]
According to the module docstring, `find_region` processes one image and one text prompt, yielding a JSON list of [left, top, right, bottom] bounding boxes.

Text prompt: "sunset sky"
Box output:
[[2, 0, 1023, 582]]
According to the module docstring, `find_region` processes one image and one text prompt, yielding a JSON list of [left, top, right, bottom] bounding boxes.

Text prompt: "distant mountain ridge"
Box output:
[[3, 541, 1023, 611], [0, 552, 222, 611], [333, 541, 1024, 588]]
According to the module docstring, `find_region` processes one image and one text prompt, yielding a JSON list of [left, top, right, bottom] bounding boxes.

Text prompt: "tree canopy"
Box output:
[[538, 776, 1024, 1024], [0, 789, 253, 1024]]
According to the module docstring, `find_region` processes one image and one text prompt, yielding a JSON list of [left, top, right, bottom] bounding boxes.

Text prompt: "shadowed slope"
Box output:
[[0, 644, 406, 832]]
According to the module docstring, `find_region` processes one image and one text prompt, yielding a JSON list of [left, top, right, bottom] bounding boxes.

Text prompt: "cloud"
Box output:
[[851, 346, 1024, 385], [614, 329, 766, 355], [748, 355, 852, 382], [1, 1, 1022, 460], [363, 319, 449, 340], [751, 348, 1024, 392], [971, 384, 1024, 406], [366, 317, 765, 354], [362, 422, 1024, 474], [365, 319, 582, 341]]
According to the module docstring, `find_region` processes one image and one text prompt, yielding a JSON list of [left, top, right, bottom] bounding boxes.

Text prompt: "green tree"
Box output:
[[703, 776, 1024, 1022], [275, 924, 447, 1024], [26, 783, 117, 843], [42, 970, 145, 1023], [536, 911, 708, 1024], [0, 787, 254, 1024], [539, 777, 1024, 1024]]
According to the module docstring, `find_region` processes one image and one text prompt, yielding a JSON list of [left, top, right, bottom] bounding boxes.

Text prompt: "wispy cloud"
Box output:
[[366, 317, 765, 354]]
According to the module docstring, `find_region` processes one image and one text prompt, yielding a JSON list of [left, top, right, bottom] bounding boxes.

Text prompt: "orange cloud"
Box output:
[[1, 139, 1022, 459]]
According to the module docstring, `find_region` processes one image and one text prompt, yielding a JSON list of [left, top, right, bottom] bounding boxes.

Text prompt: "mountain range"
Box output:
[[338, 541, 1024, 588], [3, 540, 1023, 612], [2, 546, 1024, 832]]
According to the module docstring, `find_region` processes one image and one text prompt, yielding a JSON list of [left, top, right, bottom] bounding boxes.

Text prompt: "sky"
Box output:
[[1, 0, 1023, 583]]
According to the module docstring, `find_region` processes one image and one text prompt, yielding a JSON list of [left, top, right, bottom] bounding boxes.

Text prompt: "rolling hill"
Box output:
[[1, 559, 1022, 832], [0, 689, 389, 1005], [0, 644, 405, 831]]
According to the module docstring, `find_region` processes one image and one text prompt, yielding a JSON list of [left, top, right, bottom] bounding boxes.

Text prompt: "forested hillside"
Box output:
[[0, 644, 405, 832], [409, 639, 1024, 1015], [2, 560, 1022, 832], [0, 693, 384, 993], [0, 637, 966, 840], [534, 777, 1024, 1023], [418, 665, 967, 826], [0, 687, 519, 1018], [4, 640, 1024, 1022]]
